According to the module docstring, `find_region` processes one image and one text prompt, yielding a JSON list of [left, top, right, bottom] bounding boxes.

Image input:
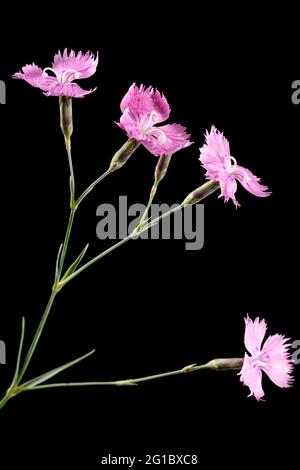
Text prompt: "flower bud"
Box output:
[[109, 138, 140, 172]]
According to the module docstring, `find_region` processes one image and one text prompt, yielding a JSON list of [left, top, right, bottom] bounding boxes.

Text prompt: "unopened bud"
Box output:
[[206, 358, 243, 371], [109, 138, 140, 172], [154, 154, 172, 184], [182, 180, 220, 206]]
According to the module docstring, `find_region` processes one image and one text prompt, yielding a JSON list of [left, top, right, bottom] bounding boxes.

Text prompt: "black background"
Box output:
[[0, 5, 299, 468]]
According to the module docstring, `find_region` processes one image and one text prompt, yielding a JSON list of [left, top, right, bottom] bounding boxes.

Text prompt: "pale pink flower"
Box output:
[[199, 126, 270, 207], [239, 315, 294, 400], [117, 83, 192, 156], [13, 49, 98, 98]]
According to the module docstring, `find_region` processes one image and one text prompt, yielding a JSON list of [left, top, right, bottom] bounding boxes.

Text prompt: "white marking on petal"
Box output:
[[42, 67, 81, 83], [60, 69, 81, 83], [141, 110, 158, 131], [225, 156, 238, 172], [146, 126, 167, 143]]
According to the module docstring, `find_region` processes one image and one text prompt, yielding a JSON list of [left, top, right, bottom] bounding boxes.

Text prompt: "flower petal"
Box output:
[[261, 334, 294, 388], [239, 353, 265, 400], [219, 174, 240, 207], [52, 49, 98, 79], [199, 125, 231, 179], [44, 82, 96, 98], [233, 165, 271, 198], [199, 126, 271, 207], [117, 109, 146, 141], [244, 314, 267, 355], [142, 124, 193, 157], [13, 64, 56, 90], [120, 83, 170, 124]]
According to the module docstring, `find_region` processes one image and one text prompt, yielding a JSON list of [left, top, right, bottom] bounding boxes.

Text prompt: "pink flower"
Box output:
[[13, 49, 98, 98], [199, 126, 271, 207], [239, 315, 294, 400], [117, 83, 192, 156]]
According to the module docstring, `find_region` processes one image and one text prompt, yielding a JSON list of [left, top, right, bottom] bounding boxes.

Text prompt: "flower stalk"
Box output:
[[60, 96, 75, 206], [135, 154, 172, 232], [57, 180, 219, 289], [14, 358, 244, 391]]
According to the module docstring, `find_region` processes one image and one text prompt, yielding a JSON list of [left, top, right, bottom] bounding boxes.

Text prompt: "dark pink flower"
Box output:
[[199, 126, 271, 207], [117, 83, 192, 156], [239, 315, 294, 400], [13, 49, 98, 98]]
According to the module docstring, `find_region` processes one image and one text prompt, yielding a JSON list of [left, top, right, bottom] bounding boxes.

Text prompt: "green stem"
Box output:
[[135, 183, 158, 233], [58, 180, 220, 289], [58, 203, 185, 288], [59, 168, 112, 275], [59, 97, 75, 207], [144, 201, 184, 231], [58, 98, 76, 276], [67, 143, 75, 206], [57, 208, 76, 279], [0, 100, 115, 411], [2, 101, 76, 392], [16, 111, 77, 383], [59, 234, 134, 287], [75, 169, 112, 207], [32, 180, 219, 377], [20, 349, 95, 389], [30, 370, 201, 388], [135, 154, 172, 233], [7, 139, 112, 391], [0, 350, 96, 409], [0, 394, 11, 410], [29, 358, 243, 389]]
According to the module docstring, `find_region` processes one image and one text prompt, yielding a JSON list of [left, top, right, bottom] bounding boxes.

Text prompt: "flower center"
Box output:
[[225, 155, 251, 183], [251, 351, 270, 369], [42, 67, 81, 83], [225, 156, 238, 173], [141, 111, 166, 143], [254, 359, 266, 368]]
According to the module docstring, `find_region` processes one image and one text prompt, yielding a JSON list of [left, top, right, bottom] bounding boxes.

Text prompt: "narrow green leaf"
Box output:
[[21, 349, 95, 389], [54, 243, 63, 281], [61, 243, 89, 281]]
